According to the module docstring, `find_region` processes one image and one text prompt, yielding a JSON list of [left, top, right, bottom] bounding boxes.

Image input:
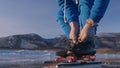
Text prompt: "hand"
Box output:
[[69, 22, 80, 44], [78, 19, 97, 42]]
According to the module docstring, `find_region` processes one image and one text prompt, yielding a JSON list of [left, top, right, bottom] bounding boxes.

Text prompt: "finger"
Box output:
[[72, 39, 77, 44], [78, 30, 84, 42], [80, 33, 87, 42], [80, 36, 86, 42], [72, 35, 78, 44], [78, 34, 81, 42], [78, 33, 82, 42]]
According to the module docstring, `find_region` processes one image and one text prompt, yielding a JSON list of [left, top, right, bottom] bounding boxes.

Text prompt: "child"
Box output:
[[56, 0, 110, 57]]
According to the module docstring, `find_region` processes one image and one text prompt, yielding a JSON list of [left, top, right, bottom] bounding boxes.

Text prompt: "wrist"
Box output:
[[70, 21, 79, 28], [86, 19, 98, 27]]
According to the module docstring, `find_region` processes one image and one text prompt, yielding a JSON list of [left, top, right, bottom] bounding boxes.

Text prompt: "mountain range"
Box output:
[[0, 33, 119, 52]]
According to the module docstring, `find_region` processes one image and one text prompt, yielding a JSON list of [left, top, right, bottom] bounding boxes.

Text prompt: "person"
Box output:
[[56, 0, 110, 57]]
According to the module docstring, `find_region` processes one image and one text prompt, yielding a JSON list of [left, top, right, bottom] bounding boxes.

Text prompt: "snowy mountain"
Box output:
[[0, 33, 119, 50], [95, 33, 120, 49], [0, 33, 67, 49]]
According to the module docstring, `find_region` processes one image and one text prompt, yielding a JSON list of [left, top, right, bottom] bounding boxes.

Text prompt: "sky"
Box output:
[[0, 0, 119, 38]]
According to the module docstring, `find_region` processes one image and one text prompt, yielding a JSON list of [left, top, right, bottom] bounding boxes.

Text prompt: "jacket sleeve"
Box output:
[[89, 0, 110, 22], [56, 0, 79, 23]]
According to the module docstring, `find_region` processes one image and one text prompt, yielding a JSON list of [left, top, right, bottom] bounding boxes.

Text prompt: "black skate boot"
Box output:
[[56, 39, 72, 58], [56, 49, 68, 57], [71, 38, 96, 57], [56, 38, 96, 58]]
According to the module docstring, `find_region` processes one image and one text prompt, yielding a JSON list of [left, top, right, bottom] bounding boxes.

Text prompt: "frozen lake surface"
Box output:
[[0, 49, 119, 68]]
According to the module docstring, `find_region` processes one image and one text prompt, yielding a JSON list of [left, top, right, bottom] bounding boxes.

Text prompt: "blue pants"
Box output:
[[56, 0, 110, 38]]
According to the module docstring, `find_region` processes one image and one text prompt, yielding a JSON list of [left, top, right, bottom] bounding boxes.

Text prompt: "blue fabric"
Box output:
[[56, 9, 70, 38], [56, 0, 79, 23], [79, 0, 110, 26], [56, 0, 110, 38]]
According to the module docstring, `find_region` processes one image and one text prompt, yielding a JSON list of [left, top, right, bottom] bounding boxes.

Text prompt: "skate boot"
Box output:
[[56, 49, 68, 58], [55, 39, 77, 62], [55, 48, 78, 62], [56, 39, 96, 55], [56, 39, 74, 58], [71, 39, 96, 56], [55, 38, 96, 62]]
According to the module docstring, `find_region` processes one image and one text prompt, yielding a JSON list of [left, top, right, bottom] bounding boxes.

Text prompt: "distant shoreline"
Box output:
[[96, 48, 120, 54], [0, 47, 119, 54]]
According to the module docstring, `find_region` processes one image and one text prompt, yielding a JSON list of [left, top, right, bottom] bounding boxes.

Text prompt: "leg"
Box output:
[[57, 9, 71, 38], [79, 0, 94, 27], [56, 0, 79, 23], [78, 0, 96, 42], [56, 0, 80, 57], [71, 0, 97, 55], [56, 0, 80, 43]]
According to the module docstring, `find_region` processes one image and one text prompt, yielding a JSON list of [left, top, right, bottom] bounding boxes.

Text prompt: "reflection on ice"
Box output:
[[0, 49, 119, 65], [0, 49, 56, 65]]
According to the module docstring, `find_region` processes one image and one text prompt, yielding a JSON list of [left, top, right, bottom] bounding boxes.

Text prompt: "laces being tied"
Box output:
[[64, 0, 78, 23]]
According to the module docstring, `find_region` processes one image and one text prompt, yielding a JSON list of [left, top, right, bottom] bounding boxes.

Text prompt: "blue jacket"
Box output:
[[80, 0, 110, 22], [56, 0, 110, 23], [56, 0, 110, 38]]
